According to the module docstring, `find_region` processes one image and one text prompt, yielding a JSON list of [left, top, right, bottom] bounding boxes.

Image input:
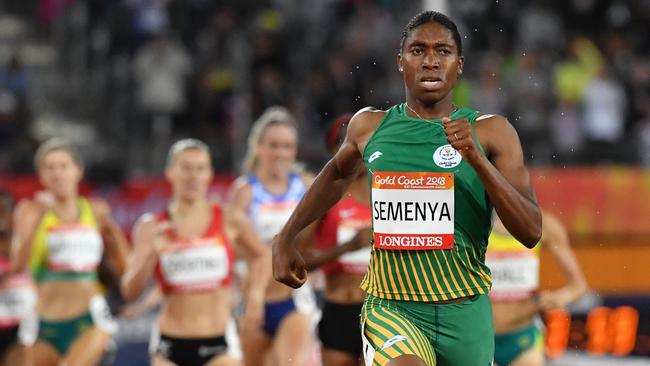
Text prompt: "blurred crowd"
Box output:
[[0, 0, 649, 177]]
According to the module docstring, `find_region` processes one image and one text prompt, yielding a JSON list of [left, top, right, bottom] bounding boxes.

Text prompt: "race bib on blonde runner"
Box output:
[[486, 252, 539, 300], [160, 239, 229, 288], [47, 225, 103, 272], [257, 202, 296, 242], [372, 172, 454, 250]]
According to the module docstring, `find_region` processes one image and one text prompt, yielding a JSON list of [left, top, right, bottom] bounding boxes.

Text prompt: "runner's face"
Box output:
[[38, 150, 82, 199], [167, 149, 213, 202], [398, 22, 463, 104], [257, 124, 297, 177]]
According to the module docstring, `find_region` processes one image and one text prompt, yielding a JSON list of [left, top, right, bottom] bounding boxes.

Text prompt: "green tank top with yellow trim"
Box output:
[[30, 198, 103, 282], [360, 104, 494, 302]]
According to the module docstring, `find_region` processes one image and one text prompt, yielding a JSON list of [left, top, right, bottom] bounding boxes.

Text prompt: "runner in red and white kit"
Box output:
[[304, 114, 373, 366], [122, 139, 270, 366], [0, 190, 36, 366]]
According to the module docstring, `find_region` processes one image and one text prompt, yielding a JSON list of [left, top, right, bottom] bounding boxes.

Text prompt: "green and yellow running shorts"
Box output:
[[360, 294, 494, 366], [494, 322, 543, 366]]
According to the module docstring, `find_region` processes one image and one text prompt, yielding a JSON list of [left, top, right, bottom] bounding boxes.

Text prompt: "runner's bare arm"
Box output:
[[303, 228, 372, 271], [276, 109, 380, 243], [228, 176, 253, 212], [121, 286, 162, 318], [10, 200, 44, 273], [303, 243, 348, 272], [273, 108, 382, 287], [91, 199, 129, 276], [480, 116, 541, 247], [227, 208, 270, 330], [121, 215, 159, 302], [227, 209, 270, 302], [446, 115, 542, 247], [538, 212, 587, 310]]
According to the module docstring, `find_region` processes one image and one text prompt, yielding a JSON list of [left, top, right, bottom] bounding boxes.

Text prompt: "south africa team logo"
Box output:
[[433, 144, 462, 168]]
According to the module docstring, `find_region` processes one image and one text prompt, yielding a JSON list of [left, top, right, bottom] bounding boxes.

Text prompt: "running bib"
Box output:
[[46, 225, 103, 272], [371, 172, 454, 250], [337, 220, 372, 273], [257, 202, 296, 242], [160, 239, 229, 289], [0, 277, 36, 327], [486, 252, 539, 300]]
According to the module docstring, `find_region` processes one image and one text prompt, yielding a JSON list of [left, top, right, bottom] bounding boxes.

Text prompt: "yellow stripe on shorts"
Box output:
[[361, 300, 437, 366]]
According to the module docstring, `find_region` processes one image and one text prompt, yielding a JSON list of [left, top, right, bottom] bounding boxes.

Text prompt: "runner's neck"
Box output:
[[169, 199, 210, 219], [51, 196, 80, 222], [255, 169, 290, 195]]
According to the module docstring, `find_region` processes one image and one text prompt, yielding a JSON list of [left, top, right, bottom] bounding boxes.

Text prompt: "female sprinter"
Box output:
[[11, 138, 128, 365], [121, 138, 269, 366], [274, 11, 543, 366], [487, 212, 587, 366], [229, 106, 315, 366]]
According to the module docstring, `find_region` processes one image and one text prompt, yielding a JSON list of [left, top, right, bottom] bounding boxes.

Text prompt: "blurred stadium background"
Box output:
[[0, 0, 649, 365]]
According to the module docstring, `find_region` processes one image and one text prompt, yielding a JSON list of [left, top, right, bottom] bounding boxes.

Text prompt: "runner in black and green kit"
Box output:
[[272, 11, 542, 366]]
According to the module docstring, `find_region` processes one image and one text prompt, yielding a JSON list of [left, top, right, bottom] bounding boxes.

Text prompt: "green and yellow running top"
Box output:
[[30, 198, 104, 282], [360, 104, 494, 302]]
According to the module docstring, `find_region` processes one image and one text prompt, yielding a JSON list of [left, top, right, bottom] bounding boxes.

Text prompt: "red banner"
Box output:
[[530, 167, 650, 239], [2, 167, 649, 239]]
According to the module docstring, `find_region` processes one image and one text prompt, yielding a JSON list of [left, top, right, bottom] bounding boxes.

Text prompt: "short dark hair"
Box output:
[[400, 11, 462, 56]]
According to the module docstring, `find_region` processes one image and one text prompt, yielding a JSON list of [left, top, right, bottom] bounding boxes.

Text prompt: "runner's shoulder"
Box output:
[[473, 113, 518, 146], [132, 212, 159, 238], [227, 175, 253, 209], [474, 112, 512, 130], [351, 106, 388, 124], [348, 106, 387, 139], [230, 175, 252, 191], [14, 198, 47, 222]]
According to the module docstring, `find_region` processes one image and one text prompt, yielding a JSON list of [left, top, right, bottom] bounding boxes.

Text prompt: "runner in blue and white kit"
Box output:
[[229, 106, 317, 366]]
